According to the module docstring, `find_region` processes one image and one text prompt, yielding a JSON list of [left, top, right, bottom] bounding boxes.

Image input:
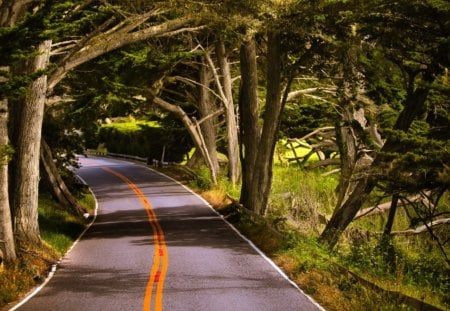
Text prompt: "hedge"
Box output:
[[97, 121, 191, 162]]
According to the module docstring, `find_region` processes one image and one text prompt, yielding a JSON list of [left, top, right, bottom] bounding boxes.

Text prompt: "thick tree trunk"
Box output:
[[239, 33, 284, 215], [198, 57, 219, 177], [320, 80, 432, 248], [334, 107, 368, 213], [238, 37, 261, 208], [0, 96, 16, 262], [11, 40, 51, 244], [0, 0, 36, 263], [215, 41, 240, 184], [40, 139, 85, 216], [249, 32, 283, 215]]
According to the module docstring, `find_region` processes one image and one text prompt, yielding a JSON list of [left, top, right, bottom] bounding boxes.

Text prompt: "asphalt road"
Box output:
[[12, 157, 324, 311]]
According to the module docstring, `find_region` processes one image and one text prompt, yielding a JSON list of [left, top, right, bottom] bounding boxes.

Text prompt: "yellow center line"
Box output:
[[102, 167, 168, 311]]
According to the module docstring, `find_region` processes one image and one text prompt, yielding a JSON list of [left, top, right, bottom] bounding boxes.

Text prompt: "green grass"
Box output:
[[38, 193, 93, 256], [187, 157, 448, 310], [0, 190, 95, 308]]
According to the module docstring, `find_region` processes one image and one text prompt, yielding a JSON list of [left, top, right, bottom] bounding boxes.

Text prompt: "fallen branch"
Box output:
[[391, 218, 450, 236], [355, 194, 424, 219]]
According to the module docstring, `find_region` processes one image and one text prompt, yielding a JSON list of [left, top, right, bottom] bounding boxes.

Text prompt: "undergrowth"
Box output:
[[0, 189, 94, 308], [184, 163, 449, 311]]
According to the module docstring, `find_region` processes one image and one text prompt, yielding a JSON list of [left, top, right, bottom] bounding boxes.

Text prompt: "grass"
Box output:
[[0, 189, 94, 308], [179, 161, 449, 311]]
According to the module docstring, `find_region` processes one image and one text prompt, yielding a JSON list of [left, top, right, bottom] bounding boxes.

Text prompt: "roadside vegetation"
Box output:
[[1, 1, 448, 311], [172, 161, 449, 311], [0, 189, 94, 308]]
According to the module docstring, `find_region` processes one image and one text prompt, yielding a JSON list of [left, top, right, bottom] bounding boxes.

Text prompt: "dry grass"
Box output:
[[200, 188, 232, 210], [0, 242, 58, 308]]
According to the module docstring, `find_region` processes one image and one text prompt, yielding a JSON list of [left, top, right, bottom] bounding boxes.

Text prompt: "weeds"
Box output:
[[186, 162, 449, 310], [0, 190, 94, 308]]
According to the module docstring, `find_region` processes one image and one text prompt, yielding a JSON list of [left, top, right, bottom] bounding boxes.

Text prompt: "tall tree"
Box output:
[[238, 36, 261, 209], [11, 39, 51, 244], [320, 0, 450, 248], [0, 81, 16, 262], [2, 1, 201, 246]]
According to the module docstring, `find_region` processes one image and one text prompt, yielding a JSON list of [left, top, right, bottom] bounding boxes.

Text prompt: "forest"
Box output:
[[0, 0, 449, 309]]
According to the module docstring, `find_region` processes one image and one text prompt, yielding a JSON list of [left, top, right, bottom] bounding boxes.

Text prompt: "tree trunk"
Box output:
[[249, 32, 284, 215], [11, 40, 51, 245], [40, 139, 85, 216], [334, 107, 367, 213], [382, 194, 399, 237], [215, 41, 240, 184], [238, 32, 285, 215], [320, 78, 433, 248], [198, 57, 219, 177], [0, 0, 30, 27], [0, 95, 16, 262], [238, 36, 261, 208]]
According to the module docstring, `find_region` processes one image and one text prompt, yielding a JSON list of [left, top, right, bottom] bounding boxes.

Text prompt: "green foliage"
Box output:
[[43, 112, 85, 169], [281, 97, 336, 138], [339, 233, 450, 308], [0, 144, 14, 162], [38, 188, 94, 256], [189, 165, 213, 191], [97, 120, 192, 162], [270, 166, 338, 217]]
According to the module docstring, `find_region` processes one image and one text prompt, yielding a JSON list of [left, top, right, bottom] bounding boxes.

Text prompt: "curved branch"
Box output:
[[391, 218, 450, 236]]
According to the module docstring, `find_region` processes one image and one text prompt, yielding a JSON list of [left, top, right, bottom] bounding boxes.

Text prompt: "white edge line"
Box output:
[[8, 175, 99, 311], [146, 166, 326, 311]]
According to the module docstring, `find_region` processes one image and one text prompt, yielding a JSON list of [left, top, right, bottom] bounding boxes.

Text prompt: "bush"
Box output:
[[97, 120, 192, 162]]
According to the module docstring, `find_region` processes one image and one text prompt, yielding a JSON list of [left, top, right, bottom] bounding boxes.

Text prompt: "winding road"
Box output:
[[12, 157, 323, 311]]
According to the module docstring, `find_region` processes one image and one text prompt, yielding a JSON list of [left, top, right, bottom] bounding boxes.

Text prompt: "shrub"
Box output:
[[97, 120, 192, 162]]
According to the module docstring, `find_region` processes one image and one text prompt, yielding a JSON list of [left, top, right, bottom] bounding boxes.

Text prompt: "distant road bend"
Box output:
[[13, 157, 324, 311]]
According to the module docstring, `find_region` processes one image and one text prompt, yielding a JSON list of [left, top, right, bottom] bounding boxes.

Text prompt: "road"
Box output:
[[12, 157, 323, 311]]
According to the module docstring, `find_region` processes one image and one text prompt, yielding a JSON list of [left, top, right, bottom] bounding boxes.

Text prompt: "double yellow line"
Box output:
[[102, 167, 168, 311]]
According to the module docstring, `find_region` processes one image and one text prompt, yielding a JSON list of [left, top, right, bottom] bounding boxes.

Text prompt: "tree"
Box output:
[[0, 84, 16, 262], [11, 39, 51, 244], [1, 0, 202, 246], [238, 36, 261, 210], [320, 0, 450, 248]]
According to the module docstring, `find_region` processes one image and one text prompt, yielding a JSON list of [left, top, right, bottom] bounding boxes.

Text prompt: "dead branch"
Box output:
[[391, 218, 450, 236]]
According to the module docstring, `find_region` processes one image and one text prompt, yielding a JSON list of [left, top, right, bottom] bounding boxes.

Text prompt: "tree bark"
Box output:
[[40, 139, 85, 216], [334, 108, 365, 213], [249, 32, 284, 215], [11, 40, 51, 245], [382, 194, 399, 237], [239, 32, 285, 215], [0, 0, 36, 263], [215, 41, 240, 184], [198, 57, 219, 177], [0, 95, 16, 262], [0, 0, 31, 27], [238, 36, 261, 208]]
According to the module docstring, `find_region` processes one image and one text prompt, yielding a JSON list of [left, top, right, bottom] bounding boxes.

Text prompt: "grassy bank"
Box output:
[[179, 164, 449, 311], [0, 190, 95, 308]]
